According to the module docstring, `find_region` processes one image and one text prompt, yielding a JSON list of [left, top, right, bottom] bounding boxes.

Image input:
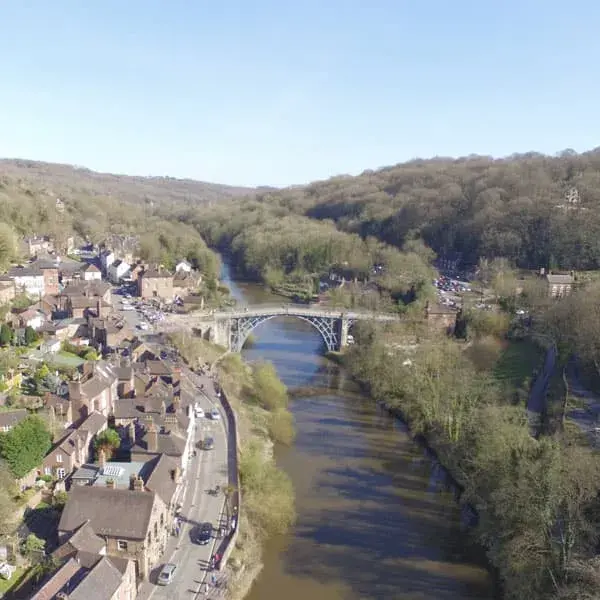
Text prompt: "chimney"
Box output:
[[98, 448, 106, 467], [133, 476, 144, 492], [128, 422, 135, 444], [172, 394, 180, 412], [129, 473, 137, 491], [147, 424, 158, 453], [172, 367, 181, 387], [68, 380, 82, 401], [106, 478, 115, 489], [171, 466, 181, 482], [96, 299, 102, 318]]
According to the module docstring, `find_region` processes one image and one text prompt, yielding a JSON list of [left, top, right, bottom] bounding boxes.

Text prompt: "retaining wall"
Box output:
[[216, 387, 241, 570]]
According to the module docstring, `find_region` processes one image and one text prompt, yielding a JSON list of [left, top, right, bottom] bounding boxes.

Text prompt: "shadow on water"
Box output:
[[221, 264, 494, 600]]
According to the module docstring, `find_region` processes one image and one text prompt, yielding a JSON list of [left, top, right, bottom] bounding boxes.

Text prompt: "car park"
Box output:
[[157, 563, 177, 585]]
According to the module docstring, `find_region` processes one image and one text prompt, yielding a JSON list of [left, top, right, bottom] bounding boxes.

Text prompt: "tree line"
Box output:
[[213, 149, 600, 272], [344, 318, 600, 600]]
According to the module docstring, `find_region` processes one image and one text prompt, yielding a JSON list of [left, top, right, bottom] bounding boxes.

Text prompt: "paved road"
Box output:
[[138, 359, 230, 599]]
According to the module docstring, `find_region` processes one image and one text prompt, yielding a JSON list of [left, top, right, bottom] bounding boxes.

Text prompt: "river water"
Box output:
[[221, 264, 494, 600]]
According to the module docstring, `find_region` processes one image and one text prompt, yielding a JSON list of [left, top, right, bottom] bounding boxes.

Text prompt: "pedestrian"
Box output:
[[211, 573, 217, 586], [202, 582, 209, 596]]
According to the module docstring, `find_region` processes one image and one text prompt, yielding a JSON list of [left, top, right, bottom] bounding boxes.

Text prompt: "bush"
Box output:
[[268, 409, 295, 445], [252, 362, 288, 411]]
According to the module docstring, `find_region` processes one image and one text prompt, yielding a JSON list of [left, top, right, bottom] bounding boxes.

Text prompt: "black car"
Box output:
[[203, 437, 215, 450], [192, 522, 213, 545]]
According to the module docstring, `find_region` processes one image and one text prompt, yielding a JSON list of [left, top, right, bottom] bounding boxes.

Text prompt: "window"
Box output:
[[56, 454, 63, 463], [117, 540, 128, 551], [56, 468, 66, 479], [44, 467, 51, 476]]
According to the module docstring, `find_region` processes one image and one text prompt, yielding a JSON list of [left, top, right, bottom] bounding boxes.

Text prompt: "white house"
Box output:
[[41, 336, 61, 353], [100, 250, 115, 272], [81, 264, 102, 281], [18, 308, 45, 330], [108, 259, 130, 284], [175, 260, 192, 274], [8, 266, 45, 297]]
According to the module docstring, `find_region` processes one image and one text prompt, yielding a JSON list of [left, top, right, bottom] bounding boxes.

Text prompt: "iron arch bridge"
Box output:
[[161, 304, 401, 353]]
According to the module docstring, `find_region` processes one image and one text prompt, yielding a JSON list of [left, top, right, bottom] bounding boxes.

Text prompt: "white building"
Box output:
[[175, 260, 192, 274], [8, 266, 45, 297], [81, 264, 102, 282], [108, 259, 130, 284], [100, 250, 115, 272]]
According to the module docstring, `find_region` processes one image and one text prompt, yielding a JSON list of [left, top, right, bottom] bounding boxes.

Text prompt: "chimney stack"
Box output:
[[171, 466, 181, 482], [98, 448, 106, 467], [147, 424, 158, 453], [129, 473, 137, 491], [128, 422, 136, 444], [106, 478, 115, 489], [133, 476, 144, 491]]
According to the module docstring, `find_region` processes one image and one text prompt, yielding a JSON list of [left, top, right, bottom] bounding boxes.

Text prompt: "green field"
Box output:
[[493, 339, 545, 390]]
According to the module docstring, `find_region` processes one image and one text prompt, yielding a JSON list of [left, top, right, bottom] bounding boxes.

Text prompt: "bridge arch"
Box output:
[[230, 313, 341, 353]]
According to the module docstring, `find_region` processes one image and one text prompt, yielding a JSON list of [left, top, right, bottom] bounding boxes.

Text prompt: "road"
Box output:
[[136, 349, 231, 598]]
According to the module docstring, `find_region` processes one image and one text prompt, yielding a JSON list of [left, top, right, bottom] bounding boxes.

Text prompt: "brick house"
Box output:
[[32, 259, 60, 295], [68, 361, 119, 420], [137, 267, 174, 301], [58, 453, 181, 579], [44, 393, 74, 428], [42, 411, 107, 480], [31, 521, 137, 600]]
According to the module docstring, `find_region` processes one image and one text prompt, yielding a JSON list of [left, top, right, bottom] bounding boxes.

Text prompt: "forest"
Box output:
[[211, 149, 600, 272]]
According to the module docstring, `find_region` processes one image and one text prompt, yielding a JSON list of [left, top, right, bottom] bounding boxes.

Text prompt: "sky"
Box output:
[[0, 1, 598, 187]]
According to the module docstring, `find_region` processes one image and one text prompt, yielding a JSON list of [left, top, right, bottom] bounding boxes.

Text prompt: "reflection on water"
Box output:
[[221, 264, 494, 600]]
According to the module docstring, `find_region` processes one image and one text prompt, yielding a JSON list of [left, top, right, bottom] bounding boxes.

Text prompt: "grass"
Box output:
[[493, 339, 545, 390], [0, 566, 26, 594], [54, 351, 85, 367], [466, 337, 545, 391]]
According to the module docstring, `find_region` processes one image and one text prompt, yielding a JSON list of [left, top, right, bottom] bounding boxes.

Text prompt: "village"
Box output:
[[0, 234, 230, 599]]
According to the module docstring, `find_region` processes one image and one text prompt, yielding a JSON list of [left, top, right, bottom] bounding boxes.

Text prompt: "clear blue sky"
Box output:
[[0, 1, 598, 187]]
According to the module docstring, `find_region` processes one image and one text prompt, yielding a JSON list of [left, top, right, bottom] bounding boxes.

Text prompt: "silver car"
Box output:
[[157, 563, 177, 586]]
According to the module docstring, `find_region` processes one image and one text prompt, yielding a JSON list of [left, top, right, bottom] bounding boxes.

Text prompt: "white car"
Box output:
[[210, 407, 221, 420], [194, 405, 204, 419]]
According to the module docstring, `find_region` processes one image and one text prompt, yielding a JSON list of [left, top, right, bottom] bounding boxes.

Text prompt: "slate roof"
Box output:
[[547, 273, 574, 284], [68, 555, 124, 600], [132, 431, 186, 457], [8, 265, 43, 277], [145, 454, 179, 505], [141, 268, 172, 279], [0, 409, 28, 429], [79, 363, 118, 399], [29, 557, 82, 600], [59, 485, 155, 540], [62, 280, 111, 298], [81, 263, 101, 273], [62, 520, 106, 555]]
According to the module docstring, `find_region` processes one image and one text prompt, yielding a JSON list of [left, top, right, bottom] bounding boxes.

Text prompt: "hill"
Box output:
[[0, 158, 253, 207]]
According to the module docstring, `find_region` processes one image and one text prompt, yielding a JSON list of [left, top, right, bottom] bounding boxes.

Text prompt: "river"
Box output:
[[221, 264, 495, 600]]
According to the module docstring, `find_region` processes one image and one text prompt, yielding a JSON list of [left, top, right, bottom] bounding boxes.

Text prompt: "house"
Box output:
[[546, 272, 575, 298], [81, 263, 102, 282], [14, 308, 46, 330], [23, 236, 54, 258], [61, 280, 112, 305], [100, 250, 115, 273], [68, 361, 119, 420], [42, 410, 107, 480], [41, 336, 61, 353], [0, 279, 16, 305], [0, 409, 28, 432], [137, 267, 174, 301], [88, 314, 133, 351], [107, 259, 131, 284], [7, 265, 45, 297], [71, 459, 148, 488], [58, 453, 181, 579], [31, 521, 137, 600], [173, 270, 202, 297], [32, 260, 60, 295], [128, 262, 145, 282], [175, 260, 192, 274], [44, 393, 74, 428]]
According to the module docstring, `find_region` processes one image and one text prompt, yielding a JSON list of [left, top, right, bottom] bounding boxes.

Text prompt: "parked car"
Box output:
[[203, 437, 215, 450], [210, 407, 221, 420], [157, 563, 177, 586], [194, 404, 205, 419], [192, 522, 213, 545]]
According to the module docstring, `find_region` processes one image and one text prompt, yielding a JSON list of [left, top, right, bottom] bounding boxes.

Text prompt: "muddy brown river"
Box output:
[[222, 264, 495, 600]]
